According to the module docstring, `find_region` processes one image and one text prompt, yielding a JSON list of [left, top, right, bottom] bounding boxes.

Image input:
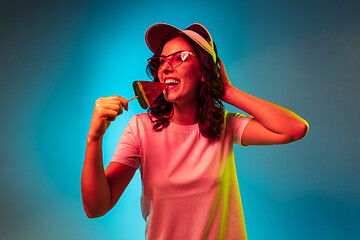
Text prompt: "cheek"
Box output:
[[185, 67, 202, 84], [192, 63, 203, 81], [156, 70, 162, 81]]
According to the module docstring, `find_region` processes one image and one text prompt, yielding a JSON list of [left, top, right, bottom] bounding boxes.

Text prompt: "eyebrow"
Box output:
[[159, 50, 185, 58]]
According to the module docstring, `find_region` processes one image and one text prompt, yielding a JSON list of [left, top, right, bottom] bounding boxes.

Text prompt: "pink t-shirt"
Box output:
[[111, 112, 252, 240]]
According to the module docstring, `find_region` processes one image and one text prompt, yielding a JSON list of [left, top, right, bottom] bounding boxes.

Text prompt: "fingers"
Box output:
[[88, 95, 129, 140], [100, 108, 118, 122], [218, 58, 226, 71], [217, 58, 232, 86], [119, 97, 129, 112], [217, 58, 226, 75], [117, 96, 129, 115], [94, 95, 129, 120], [218, 57, 223, 67]]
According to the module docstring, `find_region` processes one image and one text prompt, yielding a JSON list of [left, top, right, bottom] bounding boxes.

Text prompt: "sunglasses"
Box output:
[[148, 51, 198, 69]]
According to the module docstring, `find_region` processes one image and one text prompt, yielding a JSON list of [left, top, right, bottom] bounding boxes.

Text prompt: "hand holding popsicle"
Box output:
[[88, 95, 129, 141], [88, 81, 166, 141]]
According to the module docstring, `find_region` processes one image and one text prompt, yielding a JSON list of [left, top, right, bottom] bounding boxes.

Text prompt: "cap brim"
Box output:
[[185, 24, 212, 44], [145, 24, 181, 53]]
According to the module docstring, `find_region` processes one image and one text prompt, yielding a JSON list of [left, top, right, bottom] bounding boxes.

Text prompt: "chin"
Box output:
[[163, 93, 178, 103], [164, 97, 176, 103]]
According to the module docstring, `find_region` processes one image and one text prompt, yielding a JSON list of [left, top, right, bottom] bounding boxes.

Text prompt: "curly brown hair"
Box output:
[[146, 33, 225, 141]]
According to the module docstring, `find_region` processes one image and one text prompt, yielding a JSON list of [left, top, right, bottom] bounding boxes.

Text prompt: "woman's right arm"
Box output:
[[81, 96, 136, 218]]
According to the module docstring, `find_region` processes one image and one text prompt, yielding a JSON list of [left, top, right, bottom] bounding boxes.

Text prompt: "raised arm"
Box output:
[[81, 96, 136, 218], [219, 59, 309, 146]]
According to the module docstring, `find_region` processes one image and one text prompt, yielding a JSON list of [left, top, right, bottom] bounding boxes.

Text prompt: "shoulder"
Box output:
[[224, 111, 253, 136], [225, 111, 253, 127], [129, 113, 152, 124], [223, 111, 253, 145], [125, 113, 153, 131]]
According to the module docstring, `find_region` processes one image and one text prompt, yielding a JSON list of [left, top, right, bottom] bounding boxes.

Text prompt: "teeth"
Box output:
[[164, 79, 180, 85]]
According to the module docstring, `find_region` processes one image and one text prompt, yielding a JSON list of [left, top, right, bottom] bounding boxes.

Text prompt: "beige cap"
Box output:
[[145, 23, 217, 63]]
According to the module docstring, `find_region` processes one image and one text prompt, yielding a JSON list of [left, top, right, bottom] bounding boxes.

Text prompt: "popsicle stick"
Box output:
[[127, 96, 138, 102]]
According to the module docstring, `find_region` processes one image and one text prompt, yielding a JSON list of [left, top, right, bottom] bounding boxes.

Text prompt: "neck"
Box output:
[[171, 101, 199, 125]]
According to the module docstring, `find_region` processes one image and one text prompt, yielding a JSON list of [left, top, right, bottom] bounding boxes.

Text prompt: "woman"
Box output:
[[81, 23, 309, 239]]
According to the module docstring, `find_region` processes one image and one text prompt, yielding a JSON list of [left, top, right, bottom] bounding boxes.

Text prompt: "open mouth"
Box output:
[[164, 79, 180, 87]]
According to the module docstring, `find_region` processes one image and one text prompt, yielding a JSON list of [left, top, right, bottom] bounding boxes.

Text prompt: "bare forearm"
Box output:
[[81, 137, 111, 218], [223, 85, 309, 138]]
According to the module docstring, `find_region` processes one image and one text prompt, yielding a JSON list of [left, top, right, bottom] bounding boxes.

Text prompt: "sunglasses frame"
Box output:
[[148, 51, 198, 69]]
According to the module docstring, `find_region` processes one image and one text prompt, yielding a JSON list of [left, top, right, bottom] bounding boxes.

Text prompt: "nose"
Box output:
[[159, 60, 173, 73]]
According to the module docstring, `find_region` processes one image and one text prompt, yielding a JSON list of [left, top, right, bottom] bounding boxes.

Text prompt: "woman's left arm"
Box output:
[[219, 59, 309, 146]]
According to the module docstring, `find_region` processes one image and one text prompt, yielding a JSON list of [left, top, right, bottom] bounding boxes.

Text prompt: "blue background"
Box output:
[[1, 0, 359, 239]]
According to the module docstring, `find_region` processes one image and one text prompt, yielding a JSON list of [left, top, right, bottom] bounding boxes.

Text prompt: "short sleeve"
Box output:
[[110, 115, 141, 169], [226, 112, 253, 147]]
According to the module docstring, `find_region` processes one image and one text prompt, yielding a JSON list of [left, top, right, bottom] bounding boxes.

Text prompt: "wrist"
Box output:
[[87, 132, 103, 144], [222, 84, 235, 104]]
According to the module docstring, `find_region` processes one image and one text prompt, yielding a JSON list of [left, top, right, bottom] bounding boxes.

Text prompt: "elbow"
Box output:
[[81, 185, 113, 219], [84, 207, 107, 219], [86, 212, 103, 219], [82, 200, 109, 219], [298, 120, 310, 139], [288, 121, 309, 142], [85, 211, 98, 219]]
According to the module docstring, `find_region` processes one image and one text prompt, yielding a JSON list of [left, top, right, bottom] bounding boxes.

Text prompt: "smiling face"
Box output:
[[158, 36, 203, 105]]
